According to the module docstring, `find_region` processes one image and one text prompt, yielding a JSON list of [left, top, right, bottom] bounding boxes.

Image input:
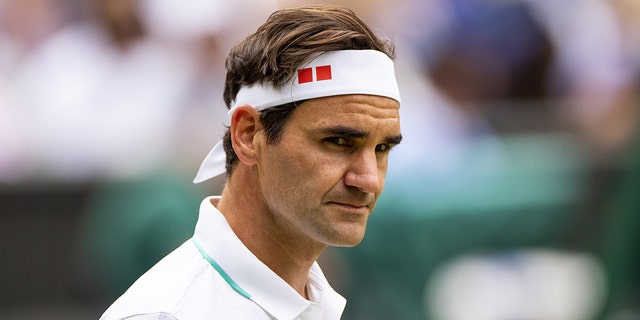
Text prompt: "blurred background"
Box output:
[[1, 0, 639, 319]]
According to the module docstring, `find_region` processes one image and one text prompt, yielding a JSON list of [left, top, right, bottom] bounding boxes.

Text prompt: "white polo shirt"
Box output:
[[100, 196, 347, 320]]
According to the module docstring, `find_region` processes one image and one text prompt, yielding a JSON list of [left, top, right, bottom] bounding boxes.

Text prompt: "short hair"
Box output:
[[222, 5, 395, 176]]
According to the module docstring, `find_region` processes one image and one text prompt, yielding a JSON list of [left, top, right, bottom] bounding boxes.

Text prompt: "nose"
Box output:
[[344, 150, 382, 194]]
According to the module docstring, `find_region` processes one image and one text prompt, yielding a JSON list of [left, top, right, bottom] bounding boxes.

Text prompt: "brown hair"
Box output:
[[222, 5, 395, 176]]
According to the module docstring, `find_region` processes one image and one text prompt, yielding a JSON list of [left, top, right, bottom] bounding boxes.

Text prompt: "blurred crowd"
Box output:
[[1, 0, 640, 319], [0, 0, 283, 184]]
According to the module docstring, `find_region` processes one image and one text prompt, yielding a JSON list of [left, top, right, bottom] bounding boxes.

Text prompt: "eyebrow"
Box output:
[[320, 126, 403, 145], [386, 133, 403, 146], [321, 126, 367, 139]]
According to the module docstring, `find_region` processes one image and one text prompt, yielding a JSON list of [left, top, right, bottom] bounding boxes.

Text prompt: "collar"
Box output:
[[193, 196, 346, 319]]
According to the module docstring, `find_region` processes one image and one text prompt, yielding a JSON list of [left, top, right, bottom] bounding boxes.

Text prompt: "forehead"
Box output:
[[292, 94, 400, 126]]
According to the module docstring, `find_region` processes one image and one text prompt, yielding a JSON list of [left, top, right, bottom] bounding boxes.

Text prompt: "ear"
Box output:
[[230, 105, 261, 166]]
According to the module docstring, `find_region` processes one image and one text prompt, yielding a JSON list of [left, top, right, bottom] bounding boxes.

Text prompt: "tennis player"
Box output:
[[101, 5, 401, 319]]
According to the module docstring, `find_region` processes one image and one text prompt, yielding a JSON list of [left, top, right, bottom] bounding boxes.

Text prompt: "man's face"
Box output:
[[255, 94, 401, 247]]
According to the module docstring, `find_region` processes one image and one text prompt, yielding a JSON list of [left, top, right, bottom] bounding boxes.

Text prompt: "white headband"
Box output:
[[193, 49, 401, 183]]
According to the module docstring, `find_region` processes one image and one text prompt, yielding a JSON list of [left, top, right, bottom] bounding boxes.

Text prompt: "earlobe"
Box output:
[[230, 105, 261, 166]]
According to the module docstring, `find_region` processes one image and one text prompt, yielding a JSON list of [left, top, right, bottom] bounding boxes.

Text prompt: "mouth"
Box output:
[[327, 201, 370, 214]]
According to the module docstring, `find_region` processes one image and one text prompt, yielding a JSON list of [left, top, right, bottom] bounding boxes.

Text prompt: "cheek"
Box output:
[[270, 143, 343, 201], [378, 157, 389, 183]]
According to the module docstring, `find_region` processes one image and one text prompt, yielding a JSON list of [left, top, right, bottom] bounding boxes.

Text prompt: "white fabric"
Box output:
[[229, 50, 401, 112], [100, 196, 346, 320], [193, 49, 401, 183]]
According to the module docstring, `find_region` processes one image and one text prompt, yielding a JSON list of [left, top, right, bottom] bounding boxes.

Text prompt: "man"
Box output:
[[101, 5, 402, 319]]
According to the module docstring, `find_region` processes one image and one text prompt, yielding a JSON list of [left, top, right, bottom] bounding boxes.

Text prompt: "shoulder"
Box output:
[[100, 241, 268, 320]]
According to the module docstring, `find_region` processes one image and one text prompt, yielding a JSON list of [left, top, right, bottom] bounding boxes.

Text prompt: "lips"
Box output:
[[325, 191, 375, 212], [330, 201, 368, 208], [326, 200, 372, 215]]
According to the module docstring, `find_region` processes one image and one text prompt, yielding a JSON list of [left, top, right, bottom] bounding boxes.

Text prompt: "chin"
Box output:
[[326, 231, 366, 247], [332, 239, 364, 248], [314, 219, 369, 247]]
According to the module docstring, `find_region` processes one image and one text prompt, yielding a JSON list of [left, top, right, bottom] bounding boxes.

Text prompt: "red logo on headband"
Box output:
[[298, 65, 332, 84], [316, 65, 332, 81]]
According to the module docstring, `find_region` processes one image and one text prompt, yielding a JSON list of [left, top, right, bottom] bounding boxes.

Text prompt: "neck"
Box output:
[[216, 167, 326, 298]]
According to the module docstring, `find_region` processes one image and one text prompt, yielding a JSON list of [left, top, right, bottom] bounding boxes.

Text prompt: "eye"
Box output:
[[326, 137, 350, 146], [375, 144, 390, 153]]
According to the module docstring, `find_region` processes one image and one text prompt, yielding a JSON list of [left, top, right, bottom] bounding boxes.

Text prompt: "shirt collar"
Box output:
[[193, 196, 346, 320]]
